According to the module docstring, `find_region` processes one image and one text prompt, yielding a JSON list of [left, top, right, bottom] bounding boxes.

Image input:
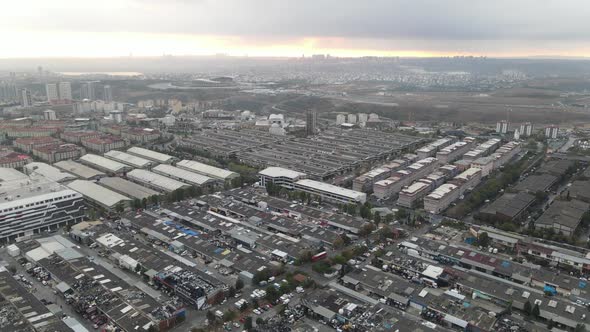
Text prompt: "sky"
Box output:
[[2, 0, 590, 58]]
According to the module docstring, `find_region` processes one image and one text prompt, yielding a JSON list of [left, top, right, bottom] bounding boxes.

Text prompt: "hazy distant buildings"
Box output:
[[496, 120, 508, 134], [20, 89, 32, 107], [336, 114, 346, 125], [519, 122, 533, 137], [43, 109, 57, 121], [545, 125, 559, 139], [58, 82, 72, 102], [110, 110, 123, 123], [46, 82, 72, 104], [46, 83, 59, 103], [306, 109, 318, 136], [104, 85, 113, 103], [80, 81, 97, 100], [0, 81, 18, 101]]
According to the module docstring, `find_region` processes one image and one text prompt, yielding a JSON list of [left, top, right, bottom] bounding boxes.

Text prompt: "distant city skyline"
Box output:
[[3, 0, 590, 58]]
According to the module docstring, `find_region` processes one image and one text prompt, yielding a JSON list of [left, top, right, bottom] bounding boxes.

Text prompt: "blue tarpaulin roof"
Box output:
[[544, 285, 557, 295]]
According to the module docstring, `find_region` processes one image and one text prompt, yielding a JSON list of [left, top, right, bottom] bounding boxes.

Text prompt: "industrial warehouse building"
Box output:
[[54, 160, 105, 180], [152, 164, 217, 188], [0, 168, 85, 244], [79, 154, 131, 174], [176, 159, 239, 181], [23, 162, 77, 183], [127, 147, 176, 164], [67, 179, 131, 210], [127, 169, 190, 193], [98, 177, 160, 201], [104, 150, 153, 169]]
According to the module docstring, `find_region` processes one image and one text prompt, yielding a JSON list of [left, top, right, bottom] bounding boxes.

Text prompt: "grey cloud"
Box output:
[[5, 0, 590, 41]]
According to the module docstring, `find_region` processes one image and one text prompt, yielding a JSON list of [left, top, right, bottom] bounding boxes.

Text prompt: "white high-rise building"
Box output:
[[513, 128, 520, 140], [358, 113, 368, 123], [80, 81, 96, 100], [347, 113, 357, 124], [58, 82, 72, 101], [43, 109, 57, 121], [21, 89, 32, 107], [110, 110, 123, 123], [46, 83, 59, 102], [545, 125, 559, 139], [336, 114, 346, 125], [519, 122, 533, 137], [495, 120, 509, 134], [104, 85, 113, 103]]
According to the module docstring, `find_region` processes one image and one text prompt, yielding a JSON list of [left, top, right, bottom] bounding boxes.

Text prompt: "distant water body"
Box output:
[[59, 72, 143, 76]]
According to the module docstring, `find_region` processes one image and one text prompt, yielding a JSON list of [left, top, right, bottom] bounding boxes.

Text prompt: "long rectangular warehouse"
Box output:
[[54, 160, 105, 180], [293, 179, 366, 204], [79, 154, 132, 174], [104, 150, 153, 169], [98, 177, 160, 200], [152, 164, 216, 187], [23, 162, 77, 183], [127, 147, 176, 164], [127, 169, 190, 193], [67, 179, 131, 210], [176, 159, 239, 181]]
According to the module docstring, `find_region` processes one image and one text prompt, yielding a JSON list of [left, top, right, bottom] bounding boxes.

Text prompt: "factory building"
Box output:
[[127, 169, 190, 193], [0, 169, 84, 244]]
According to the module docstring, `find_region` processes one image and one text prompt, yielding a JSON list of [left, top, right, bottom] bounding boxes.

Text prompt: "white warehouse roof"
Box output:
[[54, 160, 105, 180], [0, 168, 28, 183], [295, 179, 366, 202], [127, 147, 175, 164], [79, 154, 131, 174], [177, 159, 239, 180], [23, 162, 77, 183], [98, 177, 159, 200], [104, 150, 153, 168], [67, 179, 130, 209], [127, 169, 189, 193], [258, 167, 307, 180], [152, 164, 214, 186]]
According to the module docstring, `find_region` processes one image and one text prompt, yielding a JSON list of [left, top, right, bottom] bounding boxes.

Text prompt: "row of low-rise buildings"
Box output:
[[435, 137, 475, 164], [416, 137, 455, 159], [258, 167, 367, 204], [373, 157, 439, 199], [396, 164, 459, 208], [352, 153, 419, 192], [423, 141, 522, 214]]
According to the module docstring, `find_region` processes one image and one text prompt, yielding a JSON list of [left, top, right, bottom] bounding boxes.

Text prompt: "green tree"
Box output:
[[332, 236, 345, 249], [395, 208, 408, 220], [256, 317, 265, 326], [524, 300, 532, 316], [115, 202, 125, 214], [227, 286, 236, 298], [265, 285, 280, 302], [575, 323, 586, 332], [346, 204, 357, 216], [88, 208, 97, 220], [532, 303, 540, 318], [477, 232, 490, 248], [235, 278, 244, 290], [206, 310, 216, 324], [373, 212, 381, 225], [244, 317, 253, 330], [385, 213, 394, 224]]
